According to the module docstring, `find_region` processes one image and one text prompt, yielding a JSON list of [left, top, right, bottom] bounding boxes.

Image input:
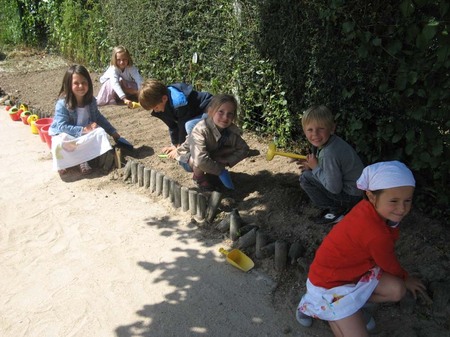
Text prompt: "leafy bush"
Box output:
[[0, 0, 22, 46], [2, 0, 449, 218]]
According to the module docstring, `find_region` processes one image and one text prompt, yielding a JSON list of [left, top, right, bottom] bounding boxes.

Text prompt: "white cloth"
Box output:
[[51, 127, 112, 170], [356, 161, 415, 191], [298, 267, 382, 321]]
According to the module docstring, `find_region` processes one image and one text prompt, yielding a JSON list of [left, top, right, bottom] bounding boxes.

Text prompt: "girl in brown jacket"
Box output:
[[176, 94, 249, 190]]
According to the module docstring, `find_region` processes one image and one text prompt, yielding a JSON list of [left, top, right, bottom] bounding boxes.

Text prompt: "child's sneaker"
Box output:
[[193, 173, 213, 191], [314, 208, 347, 225], [296, 309, 313, 327], [362, 308, 376, 331]]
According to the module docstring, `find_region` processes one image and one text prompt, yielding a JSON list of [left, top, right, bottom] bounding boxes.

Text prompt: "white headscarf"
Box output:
[[357, 161, 415, 191]]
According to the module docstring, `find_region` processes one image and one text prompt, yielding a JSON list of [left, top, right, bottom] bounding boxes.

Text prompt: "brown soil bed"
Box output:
[[1, 49, 449, 337]]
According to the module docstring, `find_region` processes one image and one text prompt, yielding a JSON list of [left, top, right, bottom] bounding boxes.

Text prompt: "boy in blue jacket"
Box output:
[[139, 79, 212, 158]]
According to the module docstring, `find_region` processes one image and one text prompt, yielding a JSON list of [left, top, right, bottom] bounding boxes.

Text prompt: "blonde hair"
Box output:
[[110, 46, 133, 67], [301, 105, 335, 130], [138, 79, 168, 110], [207, 94, 238, 120]]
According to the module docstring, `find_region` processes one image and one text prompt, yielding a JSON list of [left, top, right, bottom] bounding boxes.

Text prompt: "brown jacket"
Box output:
[[177, 117, 249, 175]]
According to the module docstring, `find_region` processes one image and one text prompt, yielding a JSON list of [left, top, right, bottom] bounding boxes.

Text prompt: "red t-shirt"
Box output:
[[308, 199, 408, 289]]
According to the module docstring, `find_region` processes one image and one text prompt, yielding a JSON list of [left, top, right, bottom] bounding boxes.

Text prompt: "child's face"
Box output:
[[303, 121, 335, 148], [212, 102, 235, 130], [367, 186, 414, 223], [71, 73, 89, 103], [116, 52, 129, 70], [150, 95, 168, 113]]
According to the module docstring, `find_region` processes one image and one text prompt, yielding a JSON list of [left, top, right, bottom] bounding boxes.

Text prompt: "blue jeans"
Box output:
[[299, 170, 361, 212], [178, 160, 193, 172], [185, 113, 208, 135]]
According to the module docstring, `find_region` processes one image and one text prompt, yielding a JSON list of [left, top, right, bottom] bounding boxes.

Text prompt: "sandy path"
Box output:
[[0, 107, 320, 337]]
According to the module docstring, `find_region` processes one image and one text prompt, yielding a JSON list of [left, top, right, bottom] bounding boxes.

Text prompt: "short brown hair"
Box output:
[[138, 79, 168, 110], [301, 105, 335, 130], [110, 46, 133, 67]]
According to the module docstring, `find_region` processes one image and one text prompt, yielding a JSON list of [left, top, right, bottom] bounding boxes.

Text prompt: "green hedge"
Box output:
[[1, 0, 448, 218]]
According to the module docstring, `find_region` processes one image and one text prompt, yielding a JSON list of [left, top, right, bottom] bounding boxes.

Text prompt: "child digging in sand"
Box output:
[[296, 161, 428, 337]]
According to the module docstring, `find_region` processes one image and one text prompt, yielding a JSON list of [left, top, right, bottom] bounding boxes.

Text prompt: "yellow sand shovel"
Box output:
[[219, 247, 254, 272]]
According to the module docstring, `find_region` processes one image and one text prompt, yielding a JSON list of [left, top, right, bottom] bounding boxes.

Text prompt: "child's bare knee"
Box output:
[[390, 281, 407, 302]]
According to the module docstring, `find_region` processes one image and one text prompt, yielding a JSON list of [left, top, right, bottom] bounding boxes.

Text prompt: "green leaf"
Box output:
[[342, 87, 355, 98], [378, 83, 389, 93], [420, 151, 431, 162], [387, 40, 402, 55], [392, 133, 403, 143], [405, 142, 415, 155], [408, 71, 418, 84], [357, 45, 368, 58], [437, 45, 450, 64], [422, 24, 437, 40], [405, 129, 415, 141], [351, 120, 363, 131], [400, 0, 415, 17], [432, 142, 443, 156], [395, 72, 407, 90], [342, 21, 355, 33], [440, 2, 450, 16], [372, 38, 382, 46]]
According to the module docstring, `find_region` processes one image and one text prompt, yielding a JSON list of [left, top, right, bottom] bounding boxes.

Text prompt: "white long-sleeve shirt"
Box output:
[[99, 65, 143, 99]]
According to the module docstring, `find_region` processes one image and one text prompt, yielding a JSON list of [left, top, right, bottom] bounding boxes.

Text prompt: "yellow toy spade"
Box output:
[[219, 247, 254, 272]]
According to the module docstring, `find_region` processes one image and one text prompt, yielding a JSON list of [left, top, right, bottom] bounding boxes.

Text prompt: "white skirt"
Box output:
[[96, 78, 137, 106], [298, 266, 382, 321], [51, 128, 112, 170]]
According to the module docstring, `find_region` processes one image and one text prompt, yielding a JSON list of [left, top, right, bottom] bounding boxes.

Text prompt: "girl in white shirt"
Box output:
[[96, 46, 143, 107]]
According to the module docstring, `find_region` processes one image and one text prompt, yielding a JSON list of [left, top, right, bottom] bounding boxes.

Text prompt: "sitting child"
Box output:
[[49, 65, 122, 175], [176, 94, 249, 190], [96, 46, 143, 107], [297, 105, 364, 224], [296, 161, 427, 337], [138, 79, 213, 158]]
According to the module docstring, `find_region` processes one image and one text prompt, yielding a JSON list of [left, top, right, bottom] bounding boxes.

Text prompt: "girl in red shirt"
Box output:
[[296, 161, 427, 337]]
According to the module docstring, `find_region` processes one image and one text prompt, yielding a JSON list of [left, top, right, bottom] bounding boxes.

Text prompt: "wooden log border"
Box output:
[[121, 159, 295, 274]]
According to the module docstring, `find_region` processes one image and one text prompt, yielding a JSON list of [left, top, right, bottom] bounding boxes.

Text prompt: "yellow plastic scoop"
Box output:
[[219, 247, 254, 272]]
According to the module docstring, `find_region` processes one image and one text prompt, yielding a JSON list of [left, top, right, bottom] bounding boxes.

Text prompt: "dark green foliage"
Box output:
[[1, 0, 448, 218], [0, 1, 22, 45]]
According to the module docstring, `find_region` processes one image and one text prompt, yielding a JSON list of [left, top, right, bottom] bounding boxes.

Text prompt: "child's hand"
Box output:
[[405, 276, 429, 301], [162, 145, 178, 159], [123, 98, 132, 107], [293, 159, 310, 173], [305, 153, 318, 169], [83, 122, 98, 134]]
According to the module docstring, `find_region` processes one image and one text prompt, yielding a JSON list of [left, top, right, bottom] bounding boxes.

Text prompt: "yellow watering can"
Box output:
[[27, 114, 39, 134], [266, 142, 307, 161]]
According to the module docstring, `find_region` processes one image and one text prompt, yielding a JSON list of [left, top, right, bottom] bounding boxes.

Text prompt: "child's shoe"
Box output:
[[296, 308, 313, 327], [193, 173, 213, 191], [362, 308, 376, 331], [80, 161, 92, 175], [314, 208, 347, 225]]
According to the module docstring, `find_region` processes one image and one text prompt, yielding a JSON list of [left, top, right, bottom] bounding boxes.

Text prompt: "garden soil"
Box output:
[[0, 50, 449, 337]]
